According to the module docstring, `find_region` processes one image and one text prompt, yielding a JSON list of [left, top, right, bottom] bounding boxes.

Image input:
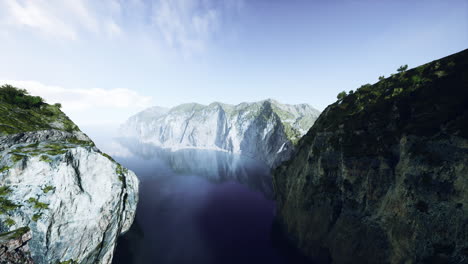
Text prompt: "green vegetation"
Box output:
[[0, 84, 79, 135], [32, 213, 42, 222], [0, 227, 30, 240], [301, 49, 468, 157], [34, 201, 49, 210], [170, 103, 205, 113], [337, 91, 347, 100], [42, 185, 55, 193], [282, 122, 302, 144], [27, 197, 49, 210], [270, 104, 295, 120], [101, 152, 115, 162], [40, 155, 53, 163], [6, 138, 93, 166], [43, 144, 69, 156], [0, 84, 44, 109], [397, 64, 408, 72], [378, 76, 385, 81], [0, 187, 19, 214], [0, 186, 12, 196], [66, 137, 94, 147], [11, 154, 25, 163], [4, 218, 15, 227], [0, 198, 18, 215], [116, 164, 127, 183], [0, 166, 10, 173]]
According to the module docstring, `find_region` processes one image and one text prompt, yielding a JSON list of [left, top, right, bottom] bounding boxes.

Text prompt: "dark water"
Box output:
[[109, 141, 311, 264]]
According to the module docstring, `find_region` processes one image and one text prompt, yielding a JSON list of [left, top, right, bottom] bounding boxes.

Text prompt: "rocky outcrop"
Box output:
[[273, 49, 468, 263], [0, 87, 139, 264], [120, 99, 320, 167], [0, 227, 34, 264]]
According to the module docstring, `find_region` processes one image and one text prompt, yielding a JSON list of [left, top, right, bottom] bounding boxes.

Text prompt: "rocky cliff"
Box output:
[[120, 99, 320, 167], [273, 49, 468, 263], [0, 85, 139, 264], [0, 227, 34, 263]]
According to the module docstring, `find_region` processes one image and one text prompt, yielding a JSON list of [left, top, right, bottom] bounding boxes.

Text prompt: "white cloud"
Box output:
[[2, 0, 78, 39], [0, 0, 244, 52], [0, 0, 122, 39], [151, 0, 243, 54], [0, 80, 153, 125]]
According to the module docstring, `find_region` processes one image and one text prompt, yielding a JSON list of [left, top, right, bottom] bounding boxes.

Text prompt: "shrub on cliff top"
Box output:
[[0, 84, 44, 109]]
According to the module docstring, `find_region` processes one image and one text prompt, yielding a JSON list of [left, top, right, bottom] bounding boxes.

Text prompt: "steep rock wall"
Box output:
[[273, 50, 468, 263]]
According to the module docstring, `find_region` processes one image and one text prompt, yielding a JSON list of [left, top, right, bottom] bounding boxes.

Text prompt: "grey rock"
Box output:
[[273, 49, 468, 263], [0, 129, 139, 264], [0, 227, 34, 264], [120, 99, 320, 168]]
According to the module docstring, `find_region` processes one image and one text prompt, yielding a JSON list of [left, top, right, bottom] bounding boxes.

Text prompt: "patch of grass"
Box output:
[[4, 218, 15, 227], [26, 197, 49, 210], [0, 197, 19, 215], [40, 155, 53, 163], [0, 166, 10, 173], [11, 154, 25, 163], [43, 144, 69, 156], [101, 152, 115, 162], [26, 197, 37, 203], [0, 186, 19, 215], [0, 84, 80, 136], [0, 186, 12, 196], [66, 137, 95, 147], [282, 122, 301, 144], [0, 227, 30, 240], [116, 164, 128, 176], [32, 213, 42, 222], [34, 201, 48, 209], [42, 185, 55, 193], [116, 164, 128, 183], [35, 201, 49, 210]]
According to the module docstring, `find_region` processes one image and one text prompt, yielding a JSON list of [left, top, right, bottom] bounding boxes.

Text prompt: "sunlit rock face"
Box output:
[[273, 50, 468, 263], [0, 130, 139, 264], [119, 99, 320, 168], [0, 90, 139, 264]]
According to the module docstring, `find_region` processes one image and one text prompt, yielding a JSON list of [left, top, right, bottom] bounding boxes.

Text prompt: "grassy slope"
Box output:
[[296, 48, 468, 158], [0, 85, 79, 136]]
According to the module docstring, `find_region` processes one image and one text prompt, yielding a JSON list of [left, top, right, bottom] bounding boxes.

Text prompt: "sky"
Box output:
[[0, 0, 467, 127]]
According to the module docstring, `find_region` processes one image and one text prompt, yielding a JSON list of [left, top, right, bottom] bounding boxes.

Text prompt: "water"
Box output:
[[83, 135, 310, 264]]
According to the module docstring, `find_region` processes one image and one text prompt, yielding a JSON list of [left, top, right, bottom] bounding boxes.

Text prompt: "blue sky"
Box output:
[[0, 0, 466, 126]]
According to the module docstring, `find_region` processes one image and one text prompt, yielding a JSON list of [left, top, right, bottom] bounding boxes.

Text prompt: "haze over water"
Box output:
[[105, 141, 310, 264]]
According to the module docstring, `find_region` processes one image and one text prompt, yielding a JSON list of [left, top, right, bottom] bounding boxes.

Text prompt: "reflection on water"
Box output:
[[116, 138, 274, 198], [109, 139, 311, 264]]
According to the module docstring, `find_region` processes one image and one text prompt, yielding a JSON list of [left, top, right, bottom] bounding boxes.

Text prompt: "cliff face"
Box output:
[[120, 99, 320, 167], [0, 87, 139, 264], [273, 50, 468, 263], [0, 227, 34, 263]]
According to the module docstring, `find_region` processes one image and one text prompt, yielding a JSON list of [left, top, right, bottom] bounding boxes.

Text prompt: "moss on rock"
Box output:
[[274, 49, 468, 263]]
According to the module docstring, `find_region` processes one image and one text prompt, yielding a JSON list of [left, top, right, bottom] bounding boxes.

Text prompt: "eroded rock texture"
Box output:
[[120, 99, 320, 167], [0, 227, 34, 264], [274, 49, 468, 263], [0, 88, 139, 264]]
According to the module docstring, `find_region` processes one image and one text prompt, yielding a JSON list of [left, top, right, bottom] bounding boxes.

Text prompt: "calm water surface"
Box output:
[[107, 141, 310, 264]]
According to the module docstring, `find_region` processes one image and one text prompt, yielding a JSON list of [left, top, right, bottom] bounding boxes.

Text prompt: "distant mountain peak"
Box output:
[[120, 99, 321, 167]]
